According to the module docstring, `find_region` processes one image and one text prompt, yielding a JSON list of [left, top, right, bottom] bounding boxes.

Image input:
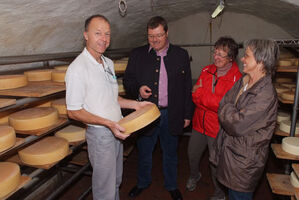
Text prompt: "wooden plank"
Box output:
[[0, 137, 25, 156], [0, 175, 31, 200], [271, 143, 299, 160], [0, 98, 16, 108], [0, 81, 65, 97], [275, 128, 299, 137], [295, 188, 299, 200], [278, 96, 294, 104], [293, 164, 299, 178], [266, 173, 295, 195], [69, 151, 89, 166], [277, 66, 298, 72], [16, 117, 68, 136]]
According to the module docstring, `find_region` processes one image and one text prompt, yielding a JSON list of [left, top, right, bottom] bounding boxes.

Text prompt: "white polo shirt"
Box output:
[[65, 48, 122, 127]]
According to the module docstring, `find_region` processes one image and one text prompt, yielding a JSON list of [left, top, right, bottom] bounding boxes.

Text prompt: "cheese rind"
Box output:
[[280, 120, 299, 134], [55, 125, 86, 142], [290, 171, 299, 188], [281, 91, 295, 101], [18, 136, 69, 165], [51, 98, 66, 115], [52, 70, 66, 82], [277, 111, 290, 124], [118, 104, 160, 135], [282, 137, 299, 155], [24, 69, 52, 81], [0, 126, 16, 152], [0, 75, 27, 90], [0, 162, 21, 198], [9, 107, 59, 131]]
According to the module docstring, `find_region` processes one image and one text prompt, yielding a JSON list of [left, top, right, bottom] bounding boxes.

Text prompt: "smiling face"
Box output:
[[84, 17, 110, 59], [147, 25, 168, 52], [241, 47, 259, 74], [213, 47, 232, 68]]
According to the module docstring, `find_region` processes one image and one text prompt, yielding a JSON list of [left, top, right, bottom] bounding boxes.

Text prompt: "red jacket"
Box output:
[[192, 62, 242, 138]]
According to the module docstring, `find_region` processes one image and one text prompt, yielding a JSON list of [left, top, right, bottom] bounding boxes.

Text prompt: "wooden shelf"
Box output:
[[278, 96, 294, 104], [0, 98, 16, 108], [271, 143, 299, 160], [275, 128, 299, 137], [0, 138, 25, 156], [277, 66, 298, 72], [266, 173, 295, 196], [293, 164, 299, 177], [0, 175, 31, 200]]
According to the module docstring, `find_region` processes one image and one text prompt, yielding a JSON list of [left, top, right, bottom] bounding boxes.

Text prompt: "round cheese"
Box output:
[[118, 79, 125, 93], [290, 171, 299, 188], [9, 107, 59, 131], [24, 69, 52, 81], [0, 109, 17, 125], [275, 77, 294, 83], [0, 126, 16, 152], [280, 83, 296, 89], [55, 125, 86, 142], [18, 136, 69, 165], [0, 75, 27, 90], [114, 60, 127, 72], [51, 70, 66, 82], [280, 120, 299, 134], [118, 104, 160, 135], [51, 98, 66, 115], [281, 91, 294, 101], [54, 65, 68, 71], [0, 162, 21, 198], [279, 60, 293, 67], [282, 137, 299, 155], [275, 85, 290, 95], [277, 111, 290, 124]]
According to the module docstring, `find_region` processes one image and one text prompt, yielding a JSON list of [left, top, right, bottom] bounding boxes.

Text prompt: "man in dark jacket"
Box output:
[[123, 16, 193, 200]]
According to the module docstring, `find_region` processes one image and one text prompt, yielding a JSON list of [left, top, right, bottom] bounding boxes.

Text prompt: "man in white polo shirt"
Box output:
[[65, 14, 150, 200]]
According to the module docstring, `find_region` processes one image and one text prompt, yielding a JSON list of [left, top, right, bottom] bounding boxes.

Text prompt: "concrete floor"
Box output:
[[58, 135, 288, 200]]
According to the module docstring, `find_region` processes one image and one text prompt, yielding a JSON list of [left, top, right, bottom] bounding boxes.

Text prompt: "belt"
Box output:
[[158, 106, 168, 110]]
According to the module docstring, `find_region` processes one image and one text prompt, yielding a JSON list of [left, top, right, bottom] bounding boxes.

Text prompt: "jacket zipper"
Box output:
[[202, 111, 206, 135]]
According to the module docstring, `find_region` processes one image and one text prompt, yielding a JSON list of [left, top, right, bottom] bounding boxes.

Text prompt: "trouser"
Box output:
[[187, 129, 225, 197], [228, 189, 253, 200], [137, 109, 179, 191], [86, 126, 123, 200]]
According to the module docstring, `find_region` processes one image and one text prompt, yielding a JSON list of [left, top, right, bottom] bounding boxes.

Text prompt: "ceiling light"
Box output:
[[211, 0, 225, 18]]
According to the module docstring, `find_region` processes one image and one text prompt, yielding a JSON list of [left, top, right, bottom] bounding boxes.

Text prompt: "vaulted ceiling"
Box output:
[[0, 0, 298, 57]]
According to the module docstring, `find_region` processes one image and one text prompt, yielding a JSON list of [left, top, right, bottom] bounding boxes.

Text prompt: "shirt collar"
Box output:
[[148, 41, 170, 56]]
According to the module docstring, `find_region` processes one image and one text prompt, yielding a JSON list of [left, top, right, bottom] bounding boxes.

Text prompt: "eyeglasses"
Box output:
[[148, 32, 166, 40], [211, 50, 229, 59]]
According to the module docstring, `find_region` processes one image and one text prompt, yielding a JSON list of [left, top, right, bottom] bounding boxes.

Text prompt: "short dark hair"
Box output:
[[215, 36, 239, 61], [244, 39, 280, 76], [84, 14, 110, 31], [147, 16, 168, 32]]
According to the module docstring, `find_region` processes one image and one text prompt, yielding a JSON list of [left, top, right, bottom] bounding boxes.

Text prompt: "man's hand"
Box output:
[[184, 119, 191, 128], [107, 121, 129, 140], [139, 85, 152, 99]]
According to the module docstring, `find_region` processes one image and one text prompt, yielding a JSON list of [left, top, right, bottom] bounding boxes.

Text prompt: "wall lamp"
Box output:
[[211, 0, 225, 18]]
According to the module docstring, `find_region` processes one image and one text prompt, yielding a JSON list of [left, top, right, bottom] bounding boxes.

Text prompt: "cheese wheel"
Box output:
[[0, 109, 17, 125], [51, 98, 66, 115], [24, 69, 52, 81], [275, 85, 290, 94], [277, 111, 290, 124], [275, 77, 294, 83], [18, 136, 69, 165], [282, 137, 299, 155], [0, 162, 21, 198], [0, 126, 16, 152], [54, 65, 68, 71], [281, 91, 294, 101], [290, 171, 299, 188], [280, 82, 296, 89], [0, 75, 27, 90], [55, 125, 86, 142], [118, 79, 125, 93], [118, 104, 160, 135], [51, 70, 66, 82], [279, 60, 293, 66], [114, 60, 127, 72], [9, 107, 59, 131], [280, 120, 299, 134]]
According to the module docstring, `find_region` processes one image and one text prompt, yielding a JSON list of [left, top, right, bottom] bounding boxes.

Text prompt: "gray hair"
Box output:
[[243, 39, 280, 76]]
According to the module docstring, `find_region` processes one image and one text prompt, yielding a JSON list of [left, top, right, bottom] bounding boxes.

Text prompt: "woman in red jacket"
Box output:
[[186, 37, 242, 199]]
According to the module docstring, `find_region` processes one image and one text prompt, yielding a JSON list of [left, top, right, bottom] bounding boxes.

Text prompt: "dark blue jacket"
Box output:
[[123, 44, 193, 135]]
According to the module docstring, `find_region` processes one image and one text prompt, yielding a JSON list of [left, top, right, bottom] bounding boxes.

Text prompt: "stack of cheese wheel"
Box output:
[[18, 136, 69, 165], [52, 70, 66, 82], [9, 107, 59, 131], [54, 65, 68, 71], [279, 120, 299, 134], [51, 98, 66, 115], [118, 104, 160, 135], [282, 137, 299, 155], [275, 85, 290, 96], [55, 125, 86, 142], [275, 77, 294, 83], [0, 75, 27, 90], [24, 69, 52, 81], [279, 59, 293, 67], [0, 162, 21, 198], [281, 91, 295, 101], [277, 111, 290, 124], [114, 60, 128, 73], [290, 171, 299, 188], [280, 82, 296, 89], [0, 126, 16, 152]]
